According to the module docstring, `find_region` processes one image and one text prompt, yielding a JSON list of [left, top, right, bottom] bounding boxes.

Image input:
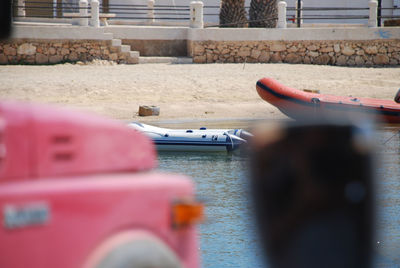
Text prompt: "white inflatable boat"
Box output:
[[128, 122, 252, 152]]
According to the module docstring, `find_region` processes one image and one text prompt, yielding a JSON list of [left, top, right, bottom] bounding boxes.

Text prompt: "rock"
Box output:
[[336, 55, 347, 66], [4, 46, 16, 56], [314, 54, 330, 65], [69, 52, 79, 61], [35, 53, 48, 64], [320, 47, 333, 53], [49, 55, 63, 64], [238, 49, 251, 58], [334, 44, 341, 53], [285, 53, 302, 64], [138, 105, 160, 116], [109, 53, 118, 61], [356, 50, 365, 56], [347, 59, 356, 66], [378, 47, 387, 54], [251, 49, 261, 59], [270, 43, 286, 52], [309, 51, 319, 57], [389, 59, 398, 65], [61, 48, 70, 56], [49, 47, 56, 55], [76, 47, 87, 53], [258, 51, 270, 63], [303, 56, 311, 64], [193, 55, 206, 63], [342, 46, 355, 56], [355, 56, 365, 66], [17, 43, 36, 55], [373, 54, 389, 65], [221, 49, 230, 55], [364, 46, 378, 55], [194, 45, 204, 55], [0, 54, 8, 64], [307, 45, 318, 51], [206, 53, 213, 63], [270, 53, 282, 63]]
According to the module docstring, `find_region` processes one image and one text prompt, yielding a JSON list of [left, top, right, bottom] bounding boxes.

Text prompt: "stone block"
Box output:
[[138, 105, 160, 116], [342, 46, 355, 56], [35, 53, 48, 64], [251, 49, 261, 59], [314, 54, 330, 65], [17, 43, 36, 55], [69, 52, 79, 61], [336, 55, 347, 66], [355, 56, 365, 66], [365, 46, 378, 55], [320, 47, 333, 53], [61, 48, 70, 56], [307, 45, 318, 51], [193, 55, 206, 63], [285, 53, 302, 64], [270, 53, 282, 63], [49, 47, 56, 55], [49, 55, 63, 64], [0, 54, 8, 64], [309, 51, 319, 57], [373, 54, 389, 65], [334, 44, 340, 53], [270, 43, 286, 52], [109, 53, 118, 61], [4, 46, 16, 56]]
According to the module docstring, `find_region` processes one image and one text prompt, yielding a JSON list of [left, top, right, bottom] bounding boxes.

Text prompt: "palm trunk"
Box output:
[[219, 0, 248, 28], [249, 0, 277, 28]]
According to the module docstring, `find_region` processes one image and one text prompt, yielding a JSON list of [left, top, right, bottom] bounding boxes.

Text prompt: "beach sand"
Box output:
[[0, 62, 399, 123]]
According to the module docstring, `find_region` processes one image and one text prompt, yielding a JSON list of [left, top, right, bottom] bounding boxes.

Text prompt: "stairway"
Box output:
[[109, 37, 140, 64]]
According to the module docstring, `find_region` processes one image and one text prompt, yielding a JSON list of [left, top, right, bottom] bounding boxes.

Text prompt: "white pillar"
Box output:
[[18, 0, 25, 17], [277, 1, 287, 28], [90, 0, 100, 27], [147, 0, 155, 23], [79, 0, 88, 26], [368, 0, 378, 27], [190, 1, 204, 28]]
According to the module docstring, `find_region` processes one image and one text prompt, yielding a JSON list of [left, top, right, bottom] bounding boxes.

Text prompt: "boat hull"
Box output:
[[129, 123, 249, 152], [256, 78, 400, 123]]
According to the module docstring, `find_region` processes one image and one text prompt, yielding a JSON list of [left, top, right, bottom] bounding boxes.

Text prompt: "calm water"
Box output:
[[155, 120, 400, 268]]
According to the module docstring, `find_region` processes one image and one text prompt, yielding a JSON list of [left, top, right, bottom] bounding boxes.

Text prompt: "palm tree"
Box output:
[[219, 0, 248, 28], [249, 0, 277, 28]]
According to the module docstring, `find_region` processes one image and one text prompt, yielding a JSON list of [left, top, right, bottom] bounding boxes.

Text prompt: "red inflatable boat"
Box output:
[[256, 77, 400, 123]]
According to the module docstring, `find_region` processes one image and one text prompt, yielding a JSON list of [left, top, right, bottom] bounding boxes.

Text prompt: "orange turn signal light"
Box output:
[[172, 200, 204, 228]]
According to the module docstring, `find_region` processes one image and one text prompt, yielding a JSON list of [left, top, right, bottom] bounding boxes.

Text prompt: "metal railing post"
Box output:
[[79, 0, 88, 26], [147, 0, 155, 23], [18, 0, 25, 17], [190, 1, 204, 28], [368, 0, 378, 27], [296, 0, 302, 27], [90, 0, 100, 27], [277, 1, 287, 28]]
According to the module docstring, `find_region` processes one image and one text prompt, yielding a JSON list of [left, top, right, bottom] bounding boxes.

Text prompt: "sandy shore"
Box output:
[[0, 62, 399, 123]]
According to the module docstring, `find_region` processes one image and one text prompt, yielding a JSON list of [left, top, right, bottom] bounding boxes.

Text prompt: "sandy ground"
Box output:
[[0, 62, 399, 123]]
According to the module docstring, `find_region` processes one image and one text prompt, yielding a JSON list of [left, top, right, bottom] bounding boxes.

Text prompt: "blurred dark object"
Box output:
[[250, 121, 374, 268], [0, 0, 12, 39], [384, 19, 400, 27]]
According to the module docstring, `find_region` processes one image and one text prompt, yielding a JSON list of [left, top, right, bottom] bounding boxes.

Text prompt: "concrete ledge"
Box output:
[[11, 25, 112, 40], [105, 25, 188, 40], [188, 27, 400, 41]]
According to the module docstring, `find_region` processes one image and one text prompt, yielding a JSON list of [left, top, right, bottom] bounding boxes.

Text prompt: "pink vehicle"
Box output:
[[0, 102, 203, 268]]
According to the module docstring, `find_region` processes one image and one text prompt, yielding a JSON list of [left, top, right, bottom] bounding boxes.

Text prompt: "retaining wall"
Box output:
[[0, 39, 135, 64]]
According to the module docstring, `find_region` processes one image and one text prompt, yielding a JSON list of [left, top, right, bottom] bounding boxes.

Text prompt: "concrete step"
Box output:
[[129, 51, 140, 58], [120, 45, 131, 53], [138, 57, 193, 64], [111, 39, 121, 46]]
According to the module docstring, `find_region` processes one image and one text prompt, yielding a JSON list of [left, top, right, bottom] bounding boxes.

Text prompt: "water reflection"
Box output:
[[156, 125, 400, 268]]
